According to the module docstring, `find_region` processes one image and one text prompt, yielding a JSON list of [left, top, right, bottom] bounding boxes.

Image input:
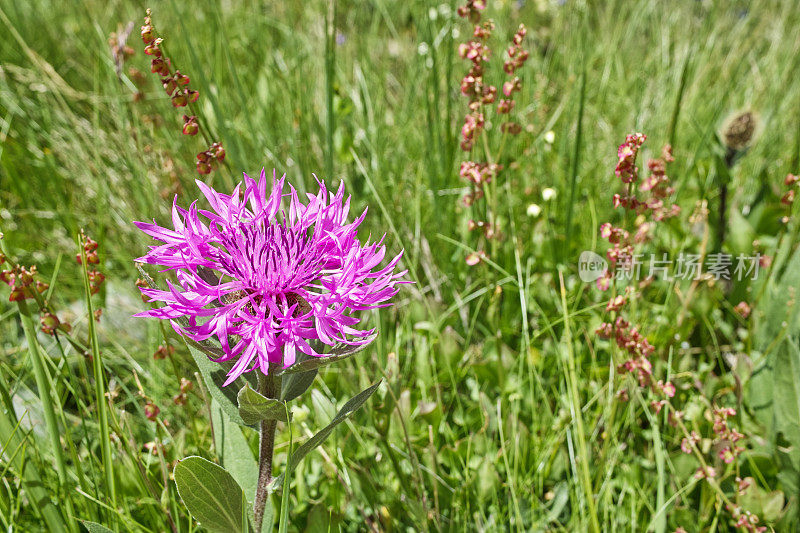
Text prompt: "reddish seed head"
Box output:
[[9, 288, 31, 302], [172, 393, 187, 405], [144, 401, 160, 421], [180, 377, 193, 393], [465, 250, 487, 266], [497, 99, 514, 114], [141, 24, 154, 44], [785, 173, 799, 186], [596, 273, 611, 291], [734, 301, 751, 318], [150, 57, 170, 76], [174, 71, 190, 85], [182, 115, 199, 136], [144, 41, 161, 57], [87, 270, 105, 295], [171, 91, 188, 107], [162, 77, 177, 96], [606, 295, 626, 312], [196, 159, 212, 175], [83, 237, 98, 252], [660, 380, 676, 398], [595, 322, 613, 339], [210, 142, 225, 161], [481, 85, 497, 104], [40, 312, 60, 334], [153, 344, 174, 360], [18, 269, 34, 287], [782, 189, 795, 206], [502, 78, 518, 97], [651, 400, 667, 414], [736, 476, 752, 495]]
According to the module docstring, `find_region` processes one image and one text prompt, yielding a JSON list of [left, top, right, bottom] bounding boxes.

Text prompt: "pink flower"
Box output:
[[135, 171, 408, 384]]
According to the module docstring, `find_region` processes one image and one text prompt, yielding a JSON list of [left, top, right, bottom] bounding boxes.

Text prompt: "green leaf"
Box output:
[[270, 380, 382, 489], [238, 383, 289, 424], [185, 340, 252, 426], [278, 337, 377, 401], [311, 388, 336, 424], [275, 334, 377, 375], [80, 522, 114, 533], [774, 337, 800, 470], [280, 354, 318, 402], [748, 246, 800, 435], [174, 456, 247, 533], [211, 399, 258, 504]]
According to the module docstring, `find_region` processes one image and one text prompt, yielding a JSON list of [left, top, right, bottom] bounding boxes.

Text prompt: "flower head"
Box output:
[[135, 170, 407, 384]]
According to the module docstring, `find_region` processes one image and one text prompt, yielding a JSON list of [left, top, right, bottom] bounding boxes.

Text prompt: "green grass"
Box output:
[[2, 0, 800, 531]]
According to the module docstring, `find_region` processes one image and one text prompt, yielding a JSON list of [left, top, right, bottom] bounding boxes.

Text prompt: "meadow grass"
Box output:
[[2, 0, 800, 531]]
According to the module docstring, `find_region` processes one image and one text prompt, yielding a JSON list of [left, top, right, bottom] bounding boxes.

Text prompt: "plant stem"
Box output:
[[324, 0, 337, 179], [254, 370, 278, 532], [564, 63, 586, 263], [79, 238, 116, 512], [716, 182, 728, 252], [16, 299, 78, 532], [559, 272, 601, 533]]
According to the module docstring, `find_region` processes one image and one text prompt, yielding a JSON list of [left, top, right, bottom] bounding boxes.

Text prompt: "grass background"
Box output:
[[2, 0, 800, 531]]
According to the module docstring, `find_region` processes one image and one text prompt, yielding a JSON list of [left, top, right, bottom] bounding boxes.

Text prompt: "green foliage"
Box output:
[[211, 399, 259, 504], [79, 521, 115, 533], [174, 456, 247, 533], [237, 383, 289, 425]]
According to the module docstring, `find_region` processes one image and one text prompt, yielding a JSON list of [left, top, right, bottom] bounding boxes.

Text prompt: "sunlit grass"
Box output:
[[2, 0, 800, 531]]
